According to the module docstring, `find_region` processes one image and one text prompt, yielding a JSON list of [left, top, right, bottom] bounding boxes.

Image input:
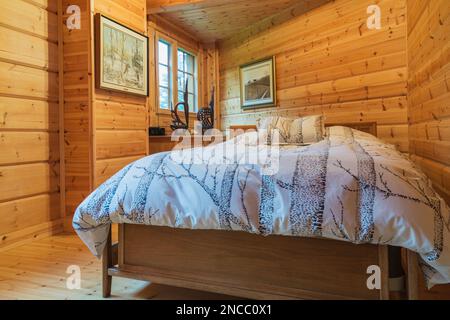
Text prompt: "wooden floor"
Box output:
[[0, 232, 235, 300], [0, 232, 449, 300]]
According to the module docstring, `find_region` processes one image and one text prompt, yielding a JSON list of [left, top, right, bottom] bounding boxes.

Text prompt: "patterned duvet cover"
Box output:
[[73, 126, 450, 287]]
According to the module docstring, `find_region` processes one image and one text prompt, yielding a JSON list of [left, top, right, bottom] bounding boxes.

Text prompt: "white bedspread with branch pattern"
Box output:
[[73, 126, 450, 287]]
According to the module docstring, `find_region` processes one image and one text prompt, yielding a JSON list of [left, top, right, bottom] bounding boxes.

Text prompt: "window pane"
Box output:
[[186, 54, 195, 74], [178, 90, 188, 111], [159, 65, 169, 87], [159, 87, 169, 109], [158, 41, 169, 65], [178, 90, 185, 103], [178, 71, 186, 91], [178, 50, 184, 70], [176, 49, 197, 112], [188, 94, 194, 109], [187, 74, 194, 93]]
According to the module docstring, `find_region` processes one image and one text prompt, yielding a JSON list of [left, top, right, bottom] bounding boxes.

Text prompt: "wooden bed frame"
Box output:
[[102, 122, 420, 300], [103, 225, 419, 300]]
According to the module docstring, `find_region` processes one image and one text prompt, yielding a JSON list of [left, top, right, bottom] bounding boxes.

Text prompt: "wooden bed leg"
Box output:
[[387, 246, 406, 300], [378, 246, 390, 300], [406, 250, 419, 300], [102, 224, 112, 298]]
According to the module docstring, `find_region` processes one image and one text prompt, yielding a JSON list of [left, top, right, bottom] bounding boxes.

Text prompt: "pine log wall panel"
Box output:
[[62, 0, 92, 219], [407, 0, 450, 204], [93, 0, 148, 189], [218, 0, 409, 152], [62, 0, 149, 226], [0, 0, 62, 249]]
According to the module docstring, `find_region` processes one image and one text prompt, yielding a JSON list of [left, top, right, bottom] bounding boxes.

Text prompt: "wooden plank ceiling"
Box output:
[[147, 0, 331, 42]]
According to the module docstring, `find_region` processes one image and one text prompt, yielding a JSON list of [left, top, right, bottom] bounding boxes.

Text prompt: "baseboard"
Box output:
[[0, 219, 64, 252]]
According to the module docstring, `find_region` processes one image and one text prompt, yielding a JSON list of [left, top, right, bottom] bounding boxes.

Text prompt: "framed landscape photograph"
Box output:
[[95, 14, 148, 96], [240, 57, 276, 109]]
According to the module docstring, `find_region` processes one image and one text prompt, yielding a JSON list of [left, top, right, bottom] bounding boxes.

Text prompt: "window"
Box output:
[[156, 35, 199, 113], [158, 40, 171, 109], [177, 49, 197, 112]]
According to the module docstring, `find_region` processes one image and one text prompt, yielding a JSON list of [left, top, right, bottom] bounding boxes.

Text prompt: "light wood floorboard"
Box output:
[[0, 231, 449, 299]]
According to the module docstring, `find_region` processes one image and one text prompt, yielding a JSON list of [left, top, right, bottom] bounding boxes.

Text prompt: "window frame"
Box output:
[[155, 32, 200, 114], [156, 35, 176, 112], [156, 38, 173, 111]]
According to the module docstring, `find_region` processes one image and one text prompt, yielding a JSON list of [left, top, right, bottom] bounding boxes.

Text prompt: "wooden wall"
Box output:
[[93, 0, 148, 188], [61, 1, 218, 228], [218, 0, 409, 152], [62, 0, 92, 220], [408, 0, 450, 204], [62, 0, 148, 228], [0, 0, 62, 249]]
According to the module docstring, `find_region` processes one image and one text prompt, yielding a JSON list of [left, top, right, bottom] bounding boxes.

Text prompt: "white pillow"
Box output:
[[256, 115, 324, 144]]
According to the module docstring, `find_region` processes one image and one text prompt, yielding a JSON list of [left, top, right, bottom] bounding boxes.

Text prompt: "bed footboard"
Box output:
[[101, 224, 413, 300]]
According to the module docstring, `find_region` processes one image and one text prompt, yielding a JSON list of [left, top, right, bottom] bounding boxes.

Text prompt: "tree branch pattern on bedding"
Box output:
[[73, 126, 450, 287]]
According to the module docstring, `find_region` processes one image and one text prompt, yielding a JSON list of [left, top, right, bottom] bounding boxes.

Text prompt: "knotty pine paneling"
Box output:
[[407, 0, 450, 204], [0, 132, 59, 165], [0, 0, 58, 42], [61, 0, 149, 226], [0, 162, 60, 209], [95, 155, 142, 186], [62, 0, 92, 222], [96, 130, 148, 160], [0, 25, 58, 72], [0, 0, 62, 247], [95, 100, 147, 130], [0, 97, 58, 131], [0, 194, 60, 236], [93, 0, 148, 188], [219, 0, 409, 152], [95, 0, 146, 33], [151, 0, 331, 43]]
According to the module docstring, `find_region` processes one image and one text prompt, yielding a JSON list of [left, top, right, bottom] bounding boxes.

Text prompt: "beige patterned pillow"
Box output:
[[256, 115, 324, 144]]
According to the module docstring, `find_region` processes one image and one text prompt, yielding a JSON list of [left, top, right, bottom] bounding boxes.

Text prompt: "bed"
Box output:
[[73, 122, 450, 300]]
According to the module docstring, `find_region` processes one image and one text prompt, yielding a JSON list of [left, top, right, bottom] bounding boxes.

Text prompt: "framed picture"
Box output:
[[240, 57, 276, 109], [95, 14, 148, 96]]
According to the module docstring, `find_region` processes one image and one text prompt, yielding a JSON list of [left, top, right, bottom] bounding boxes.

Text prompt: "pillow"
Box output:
[[256, 115, 324, 144]]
